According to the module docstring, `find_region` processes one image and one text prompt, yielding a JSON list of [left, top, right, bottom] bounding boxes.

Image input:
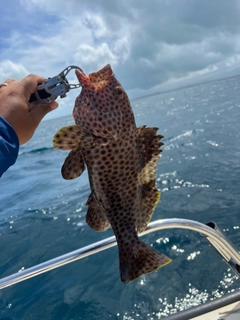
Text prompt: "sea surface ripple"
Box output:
[[0, 76, 240, 319]]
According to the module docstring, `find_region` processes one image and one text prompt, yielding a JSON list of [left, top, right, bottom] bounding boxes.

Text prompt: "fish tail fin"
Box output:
[[119, 240, 171, 284]]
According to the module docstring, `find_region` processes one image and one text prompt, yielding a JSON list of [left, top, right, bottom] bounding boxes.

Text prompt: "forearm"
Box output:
[[0, 116, 19, 177]]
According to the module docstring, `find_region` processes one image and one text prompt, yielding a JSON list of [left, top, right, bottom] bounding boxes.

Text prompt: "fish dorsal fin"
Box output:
[[137, 125, 163, 184], [137, 125, 163, 168], [61, 146, 86, 180], [86, 194, 110, 232], [52, 125, 93, 150], [135, 126, 164, 232]]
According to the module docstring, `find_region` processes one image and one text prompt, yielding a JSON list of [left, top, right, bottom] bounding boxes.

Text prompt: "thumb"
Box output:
[[30, 101, 58, 124]]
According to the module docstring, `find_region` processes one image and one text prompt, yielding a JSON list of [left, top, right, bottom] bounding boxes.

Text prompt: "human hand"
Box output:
[[0, 74, 58, 145]]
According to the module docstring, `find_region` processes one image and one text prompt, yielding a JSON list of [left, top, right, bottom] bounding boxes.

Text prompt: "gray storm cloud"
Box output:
[[1, 0, 240, 100]]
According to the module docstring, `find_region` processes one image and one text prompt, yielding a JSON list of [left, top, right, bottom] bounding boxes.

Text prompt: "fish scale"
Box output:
[[53, 64, 171, 283]]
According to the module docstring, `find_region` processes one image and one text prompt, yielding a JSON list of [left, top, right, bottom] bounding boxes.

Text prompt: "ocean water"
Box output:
[[0, 75, 240, 319]]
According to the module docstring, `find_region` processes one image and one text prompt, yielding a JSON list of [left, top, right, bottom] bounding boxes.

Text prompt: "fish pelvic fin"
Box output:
[[119, 240, 171, 284], [61, 146, 85, 180], [52, 125, 93, 150]]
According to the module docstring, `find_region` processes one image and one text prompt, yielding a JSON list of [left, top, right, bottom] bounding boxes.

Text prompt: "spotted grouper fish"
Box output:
[[53, 64, 171, 283]]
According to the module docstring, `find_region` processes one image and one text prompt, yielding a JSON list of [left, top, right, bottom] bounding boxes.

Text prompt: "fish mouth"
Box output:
[[75, 64, 113, 90]]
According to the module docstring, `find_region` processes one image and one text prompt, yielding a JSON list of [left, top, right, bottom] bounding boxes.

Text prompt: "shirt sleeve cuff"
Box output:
[[0, 116, 19, 176]]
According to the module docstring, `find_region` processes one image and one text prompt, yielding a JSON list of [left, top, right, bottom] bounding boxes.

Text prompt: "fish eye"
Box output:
[[117, 89, 123, 95], [115, 86, 124, 99]]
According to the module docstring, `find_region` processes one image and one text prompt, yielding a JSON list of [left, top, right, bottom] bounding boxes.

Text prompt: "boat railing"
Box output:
[[0, 218, 240, 290]]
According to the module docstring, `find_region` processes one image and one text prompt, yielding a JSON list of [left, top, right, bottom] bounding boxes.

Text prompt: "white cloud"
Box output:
[[82, 14, 108, 39], [74, 43, 118, 70], [0, 60, 28, 81], [113, 37, 130, 63]]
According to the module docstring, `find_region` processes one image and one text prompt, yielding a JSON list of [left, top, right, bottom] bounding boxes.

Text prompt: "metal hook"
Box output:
[[59, 65, 82, 90]]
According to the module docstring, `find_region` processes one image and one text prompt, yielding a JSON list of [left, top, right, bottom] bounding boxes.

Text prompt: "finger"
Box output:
[[20, 74, 46, 99], [49, 101, 59, 110], [1, 78, 15, 85], [30, 101, 59, 125]]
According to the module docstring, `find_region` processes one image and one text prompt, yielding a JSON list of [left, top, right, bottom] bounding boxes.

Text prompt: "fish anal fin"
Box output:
[[119, 240, 171, 284], [53, 125, 93, 150], [61, 147, 85, 180], [86, 194, 110, 232]]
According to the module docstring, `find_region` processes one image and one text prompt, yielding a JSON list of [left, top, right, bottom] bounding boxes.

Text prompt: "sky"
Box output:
[[1, 0, 240, 119]]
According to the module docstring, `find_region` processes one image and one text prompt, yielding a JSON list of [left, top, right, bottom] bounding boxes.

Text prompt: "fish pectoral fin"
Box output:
[[86, 194, 110, 232], [119, 240, 171, 284], [136, 182, 161, 233], [61, 147, 85, 180], [53, 125, 93, 150]]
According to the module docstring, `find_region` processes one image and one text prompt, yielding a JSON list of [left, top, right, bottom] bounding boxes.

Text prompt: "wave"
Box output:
[[19, 147, 54, 156]]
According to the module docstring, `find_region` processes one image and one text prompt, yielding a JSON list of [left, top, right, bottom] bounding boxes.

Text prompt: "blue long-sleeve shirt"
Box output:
[[0, 117, 19, 177]]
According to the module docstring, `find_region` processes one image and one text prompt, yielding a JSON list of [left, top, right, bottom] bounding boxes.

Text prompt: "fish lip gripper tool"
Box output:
[[29, 65, 81, 106]]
